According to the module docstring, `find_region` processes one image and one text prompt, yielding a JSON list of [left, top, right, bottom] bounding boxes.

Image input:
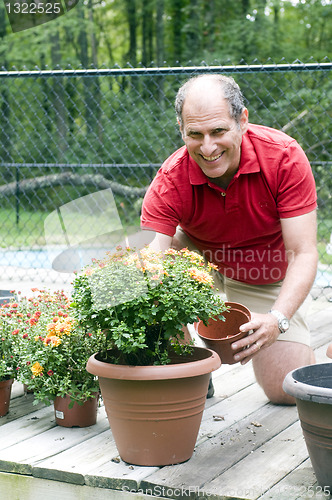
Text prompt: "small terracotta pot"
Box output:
[[0, 378, 13, 417], [195, 301, 251, 364], [54, 393, 99, 427]]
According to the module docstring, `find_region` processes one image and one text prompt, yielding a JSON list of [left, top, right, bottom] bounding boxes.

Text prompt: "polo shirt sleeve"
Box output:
[[140, 172, 182, 237], [276, 140, 317, 218]]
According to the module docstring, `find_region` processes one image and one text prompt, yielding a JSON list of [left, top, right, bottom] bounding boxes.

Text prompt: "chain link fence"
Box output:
[[0, 62, 331, 297]]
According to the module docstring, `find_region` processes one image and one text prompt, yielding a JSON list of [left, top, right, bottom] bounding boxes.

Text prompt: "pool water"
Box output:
[[0, 249, 53, 269], [0, 247, 110, 273]]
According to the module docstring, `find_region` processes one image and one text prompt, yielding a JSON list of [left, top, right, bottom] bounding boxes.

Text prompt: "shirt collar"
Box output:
[[188, 129, 260, 185]]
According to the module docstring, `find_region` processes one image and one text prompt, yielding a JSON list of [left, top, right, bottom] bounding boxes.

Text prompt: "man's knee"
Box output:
[[260, 383, 296, 406], [252, 342, 315, 406]]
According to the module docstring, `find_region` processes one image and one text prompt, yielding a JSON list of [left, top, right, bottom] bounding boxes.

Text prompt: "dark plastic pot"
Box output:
[[195, 302, 251, 364], [283, 363, 332, 493]]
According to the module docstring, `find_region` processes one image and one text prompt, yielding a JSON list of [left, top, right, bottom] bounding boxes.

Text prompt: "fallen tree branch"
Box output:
[[0, 172, 148, 198]]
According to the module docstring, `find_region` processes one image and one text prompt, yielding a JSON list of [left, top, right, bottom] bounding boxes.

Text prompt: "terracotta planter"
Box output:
[[283, 363, 332, 493], [327, 343, 332, 359], [54, 393, 99, 427], [0, 378, 13, 417], [86, 346, 221, 466], [195, 302, 251, 364]]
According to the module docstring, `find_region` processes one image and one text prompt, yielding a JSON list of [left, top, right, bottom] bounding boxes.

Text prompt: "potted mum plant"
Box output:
[[2, 289, 103, 427], [72, 246, 226, 465]]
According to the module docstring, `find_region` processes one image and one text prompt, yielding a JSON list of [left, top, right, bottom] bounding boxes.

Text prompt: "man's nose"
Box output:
[[200, 135, 216, 156]]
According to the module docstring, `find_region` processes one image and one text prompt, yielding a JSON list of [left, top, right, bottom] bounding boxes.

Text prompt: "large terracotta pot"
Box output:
[[195, 302, 251, 364], [86, 346, 221, 466], [283, 363, 332, 493], [0, 378, 13, 417], [326, 343, 332, 359], [54, 393, 99, 427]]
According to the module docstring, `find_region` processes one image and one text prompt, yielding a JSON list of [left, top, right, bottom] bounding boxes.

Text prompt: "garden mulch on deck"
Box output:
[[0, 295, 331, 500]]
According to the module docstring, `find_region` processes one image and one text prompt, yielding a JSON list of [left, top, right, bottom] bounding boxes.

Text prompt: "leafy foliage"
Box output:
[[0, 289, 103, 405], [1, 1, 332, 70], [72, 246, 227, 365]]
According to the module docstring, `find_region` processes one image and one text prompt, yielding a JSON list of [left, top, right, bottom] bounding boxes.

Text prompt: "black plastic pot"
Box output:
[[283, 363, 332, 493]]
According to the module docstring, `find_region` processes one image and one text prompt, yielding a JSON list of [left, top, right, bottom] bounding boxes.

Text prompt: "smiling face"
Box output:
[[180, 81, 248, 186]]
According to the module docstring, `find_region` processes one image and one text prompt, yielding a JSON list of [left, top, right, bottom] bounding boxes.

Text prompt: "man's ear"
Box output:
[[240, 108, 249, 134], [177, 119, 185, 141]]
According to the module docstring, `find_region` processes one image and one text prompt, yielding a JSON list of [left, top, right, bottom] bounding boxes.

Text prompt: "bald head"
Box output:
[[175, 74, 245, 130]]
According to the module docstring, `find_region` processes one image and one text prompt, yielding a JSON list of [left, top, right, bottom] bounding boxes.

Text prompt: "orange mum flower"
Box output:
[[54, 318, 73, 336], [188, 267, 213, 286], [46, 323, 56, 336]]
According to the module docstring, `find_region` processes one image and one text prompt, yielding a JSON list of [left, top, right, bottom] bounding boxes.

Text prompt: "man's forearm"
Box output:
[[271, 250, 318, 319]]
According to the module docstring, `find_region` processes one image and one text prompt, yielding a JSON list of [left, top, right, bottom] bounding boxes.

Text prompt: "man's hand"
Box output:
[[231, 312, 280, 365]]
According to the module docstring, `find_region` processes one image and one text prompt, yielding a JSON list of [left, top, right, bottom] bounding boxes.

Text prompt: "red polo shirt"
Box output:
[[141, 124, 317, 284]]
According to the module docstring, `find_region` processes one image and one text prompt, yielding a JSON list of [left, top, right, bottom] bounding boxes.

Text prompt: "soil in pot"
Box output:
[[87, 346, 221, 466], [0, 378, 13, 417], [54, 393, 99, 427], [283, 363, 332, 493], [195, 301, 251, 364]]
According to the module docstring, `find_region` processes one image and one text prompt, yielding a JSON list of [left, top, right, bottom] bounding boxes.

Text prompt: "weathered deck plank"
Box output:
[[259, 459, 330, 500], [0, 406, 55, 450], [139, 404, 299, 495], [0, 393, 44, 426], [0, 408, 110, 475], [201, 421, 308, 499]]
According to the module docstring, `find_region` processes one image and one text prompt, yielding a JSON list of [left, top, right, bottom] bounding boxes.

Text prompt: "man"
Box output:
[[141, 74, 318, 404]]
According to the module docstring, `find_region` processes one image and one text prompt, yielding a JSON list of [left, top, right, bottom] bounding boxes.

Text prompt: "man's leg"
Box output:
[[224, 276, 315, 405], [252, 341, 315, 405]]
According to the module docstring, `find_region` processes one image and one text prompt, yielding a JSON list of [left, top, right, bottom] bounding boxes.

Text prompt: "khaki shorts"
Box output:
[[175, 227, 311, 346]]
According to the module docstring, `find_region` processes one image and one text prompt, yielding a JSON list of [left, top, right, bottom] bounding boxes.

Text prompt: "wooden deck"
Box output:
[[1, 295, 331, 500]]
